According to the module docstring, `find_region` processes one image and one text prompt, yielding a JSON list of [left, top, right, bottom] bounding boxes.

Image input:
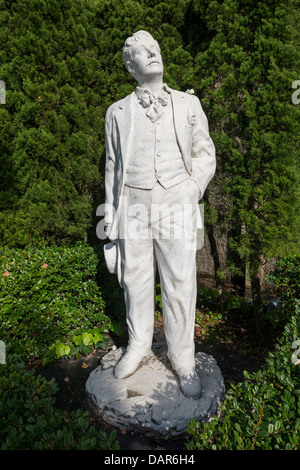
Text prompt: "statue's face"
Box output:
[[129, 37, 163, 82]]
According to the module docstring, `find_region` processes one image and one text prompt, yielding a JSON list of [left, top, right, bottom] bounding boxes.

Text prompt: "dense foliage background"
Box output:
[[0, 0, 299, 309], [0, 243, 110, 360], [0, 0, 299, 451]]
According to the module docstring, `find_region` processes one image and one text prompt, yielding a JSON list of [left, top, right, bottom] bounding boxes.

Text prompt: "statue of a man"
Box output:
[[104, 30, 216, 399]]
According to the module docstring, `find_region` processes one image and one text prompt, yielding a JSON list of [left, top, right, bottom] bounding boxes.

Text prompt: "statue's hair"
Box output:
[[123, 30, 160, 74]]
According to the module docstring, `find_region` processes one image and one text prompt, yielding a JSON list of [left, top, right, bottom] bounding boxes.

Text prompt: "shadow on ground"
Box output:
[[31, 318, 263, 451]]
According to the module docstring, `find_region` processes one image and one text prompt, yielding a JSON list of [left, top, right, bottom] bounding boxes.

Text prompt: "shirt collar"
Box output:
[[136, 83, 171, 99]]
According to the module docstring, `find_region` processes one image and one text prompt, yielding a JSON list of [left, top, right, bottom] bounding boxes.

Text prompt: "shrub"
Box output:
[[43, 326, 112, 365], [0, 242, 111, 359], [186, 313, 300, 450], [0, 351, 119, 450], [92, 241, 126, 325], [265, 254, 300, 328]]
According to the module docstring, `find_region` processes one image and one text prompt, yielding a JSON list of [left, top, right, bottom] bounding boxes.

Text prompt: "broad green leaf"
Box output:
[[55, 342, 70, 358], [82, 332, 94, 346], [92, 331, 103, 345]]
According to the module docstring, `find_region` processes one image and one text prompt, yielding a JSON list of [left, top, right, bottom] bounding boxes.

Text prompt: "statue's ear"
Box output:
[[125, 60, 135, 78]]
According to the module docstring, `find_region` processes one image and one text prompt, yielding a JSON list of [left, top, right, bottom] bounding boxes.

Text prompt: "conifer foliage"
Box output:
[[0, 0, 106, 245], [188, 0, 300, 320], [0, 0, 193, 245], [0, 0, 299, 313]]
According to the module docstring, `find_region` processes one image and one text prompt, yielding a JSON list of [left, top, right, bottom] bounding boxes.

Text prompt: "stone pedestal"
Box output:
[[85, 342, 224, 438]]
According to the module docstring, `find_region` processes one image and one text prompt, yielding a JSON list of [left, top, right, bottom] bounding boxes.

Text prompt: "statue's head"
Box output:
[[123, 30, 163, 83]]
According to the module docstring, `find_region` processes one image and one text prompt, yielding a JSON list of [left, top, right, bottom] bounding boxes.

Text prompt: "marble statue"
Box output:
[[104, 30, 216, 399]]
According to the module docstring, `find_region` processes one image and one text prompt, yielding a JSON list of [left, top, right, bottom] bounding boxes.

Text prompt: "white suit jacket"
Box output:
[[104, 86, 216, 241]]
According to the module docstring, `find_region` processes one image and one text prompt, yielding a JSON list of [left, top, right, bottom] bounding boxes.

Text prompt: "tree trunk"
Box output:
[[202, 191, 224, 314], [251, 266, 264, 331]]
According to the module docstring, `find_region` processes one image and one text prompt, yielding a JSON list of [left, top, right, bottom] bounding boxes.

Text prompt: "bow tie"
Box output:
[[138, 89, 169, 123]]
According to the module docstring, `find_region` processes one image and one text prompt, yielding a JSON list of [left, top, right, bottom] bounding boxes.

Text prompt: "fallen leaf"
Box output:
[[81, 362, 88, 369], [41, 263, 48, 268], [2, 271, 9, 277]]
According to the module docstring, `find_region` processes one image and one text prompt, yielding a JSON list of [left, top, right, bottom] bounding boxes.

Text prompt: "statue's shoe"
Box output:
[[113, 350, 148, 379], [176, 367, 202, 400]]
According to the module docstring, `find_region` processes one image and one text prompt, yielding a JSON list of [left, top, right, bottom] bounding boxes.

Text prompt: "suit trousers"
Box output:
[[118, 178, 199, 371]]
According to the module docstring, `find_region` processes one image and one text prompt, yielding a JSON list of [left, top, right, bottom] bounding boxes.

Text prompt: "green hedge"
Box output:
[[0, 242, 111, 359], [186, 256, 300, 450], [186, 312, 300, 450], [0, 352, 119, 450], [265, 255, 300, 328]]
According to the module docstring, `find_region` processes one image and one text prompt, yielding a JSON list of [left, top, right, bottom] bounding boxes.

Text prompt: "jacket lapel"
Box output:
[[115, 92, 135, 168], [170, 89, 189, 161]]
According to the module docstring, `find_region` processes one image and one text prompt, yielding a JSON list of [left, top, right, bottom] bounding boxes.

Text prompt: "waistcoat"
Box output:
[[125, 95, 189, 190]]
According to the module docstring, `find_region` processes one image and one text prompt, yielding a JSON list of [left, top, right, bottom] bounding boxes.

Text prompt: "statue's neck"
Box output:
[[137, 76, 164, 96]]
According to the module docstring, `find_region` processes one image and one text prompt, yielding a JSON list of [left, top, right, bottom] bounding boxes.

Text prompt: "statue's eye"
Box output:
[[136, 47, 147, 56]]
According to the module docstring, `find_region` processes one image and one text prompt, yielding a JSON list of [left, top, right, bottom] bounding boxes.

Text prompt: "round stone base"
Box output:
[[85, 342, 224, 438]]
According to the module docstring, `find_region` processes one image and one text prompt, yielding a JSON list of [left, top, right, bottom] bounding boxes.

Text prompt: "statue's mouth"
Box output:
[[147, 60, 160, 66]]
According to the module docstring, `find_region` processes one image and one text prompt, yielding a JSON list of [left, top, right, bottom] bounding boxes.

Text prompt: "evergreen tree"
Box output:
[[1, 0, 298, 332], [0, 0, 107, 245], [188, 0, 300, 327], [0, 0, 194, 246]]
